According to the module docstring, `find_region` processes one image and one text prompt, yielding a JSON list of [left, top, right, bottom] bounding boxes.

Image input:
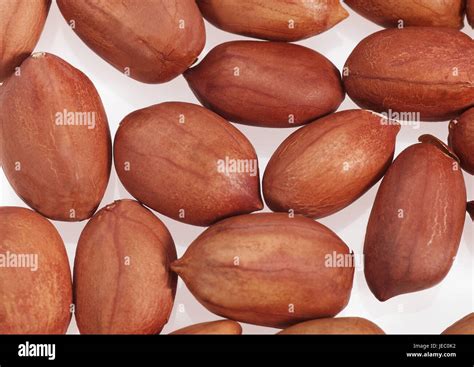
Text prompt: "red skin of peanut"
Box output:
[[449, 108, 474, 175], [344, 0, 465, 28], [185, 41, 345, 128], [344, 28, 474, 121], [467, 0, 474, 28], [0, 207, 72, 334], [172, 213, 354, 328], [0, 0, 51, 81], [0, 53, 111, 221], [364, 139, 467, 301], [114, 102, 263, 226], [278, 317, 385, 335], [263, 110, 400, 219], [170, 320, 242, 335], [57, 0, 205, 83], [74, 200, 177, 334], [442, 313, 474, 335], [197, 0, 348, 41]]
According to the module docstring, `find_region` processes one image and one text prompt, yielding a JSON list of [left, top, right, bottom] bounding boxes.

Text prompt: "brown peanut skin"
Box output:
[[184, 41, 344, 128], [468, 0, 474, 28], [442, 313, 474, 334], [57, 0, 205, 84], [170, 320, 242, 335], [0, 207, 72, 334], [0, 0, 51, 81], [449, 108, 474, 175], [74, 200, 177, 334], [344, 28, 474, 122], [278, 317, 385, 335], [197, 0, 348, 42], [172, 213, 354, 328], [114, 102, 263, 227], [344, 0, 464, 28], [0, 53, 111, 221], [364, 139, 467, 301], [263, 110, 400, 219]]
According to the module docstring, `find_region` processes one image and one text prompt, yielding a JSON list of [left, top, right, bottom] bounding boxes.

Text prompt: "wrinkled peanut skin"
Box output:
[[263, 110, 400, 218], [442, 313, 474, 335], [114, 102, 263, 226], [170, 320, 242, 335], [185, 41, 345, 128], [0, 0, 51, 81], [278, 317, 385, 335], [345, 0, 465, 28], [0, 53, 111, 221], [57, 0, 205, 83], [172, 213, 354, 328], [197, 0, 348, 41], [344, 28, 474, 121], [449, 108, 474, 175], [0, 207, 72, 334], [74, 200, 177, 334], [364, 140, 467, 301]]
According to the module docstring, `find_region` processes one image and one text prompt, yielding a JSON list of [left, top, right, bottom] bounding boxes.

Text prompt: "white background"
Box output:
[[1, 2, 473, 334]]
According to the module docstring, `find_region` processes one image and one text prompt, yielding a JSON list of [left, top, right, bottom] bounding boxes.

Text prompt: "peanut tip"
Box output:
[[254, 198, 264, 211], [449, 119, 459, 129], [418, 134, 460, 164], [105, 203, 117, 211], [32, 52, 46, 59], [170, 259, 183, 274]]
